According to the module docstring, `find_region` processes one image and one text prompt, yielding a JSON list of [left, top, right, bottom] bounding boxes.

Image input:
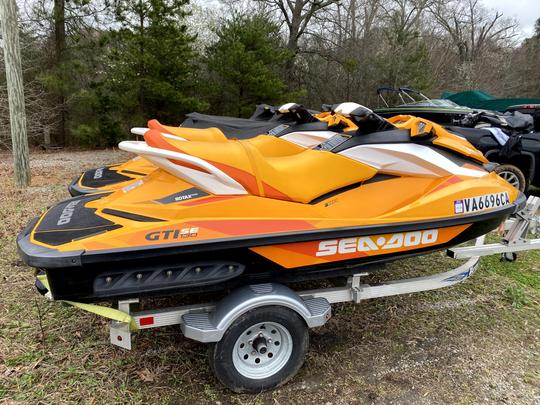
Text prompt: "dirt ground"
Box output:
[[1, 149, 539, 404]]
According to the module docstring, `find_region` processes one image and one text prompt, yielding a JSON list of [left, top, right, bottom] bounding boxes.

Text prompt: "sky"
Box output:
[[485, 0, 540, 38]]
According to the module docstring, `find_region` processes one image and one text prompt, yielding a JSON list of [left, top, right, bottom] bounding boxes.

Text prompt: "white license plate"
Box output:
[[454, 192, 510, 214]]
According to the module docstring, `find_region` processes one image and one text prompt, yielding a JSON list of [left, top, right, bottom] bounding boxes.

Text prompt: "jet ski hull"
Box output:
[[22, 114, 523, 303], [18, 193, 524, 302]]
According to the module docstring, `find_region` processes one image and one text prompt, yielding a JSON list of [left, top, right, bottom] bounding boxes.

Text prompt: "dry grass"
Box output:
[[1, 149, 539, 404]]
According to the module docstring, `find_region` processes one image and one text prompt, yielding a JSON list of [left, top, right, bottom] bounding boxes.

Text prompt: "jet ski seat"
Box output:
[[144, 130, 377, 203], [148, 119, 228, 142]]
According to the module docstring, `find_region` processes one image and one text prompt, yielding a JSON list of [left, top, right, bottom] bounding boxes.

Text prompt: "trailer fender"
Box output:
[[181, 283, 331, 343]]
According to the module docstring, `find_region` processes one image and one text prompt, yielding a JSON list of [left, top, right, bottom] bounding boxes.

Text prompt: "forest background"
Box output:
[[1, 0, 539, 147]]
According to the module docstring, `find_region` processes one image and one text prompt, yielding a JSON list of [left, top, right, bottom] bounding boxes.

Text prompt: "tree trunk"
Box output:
[[54, 0, 66, 145], [138, 2, 145, 116], [284, 0, 303, 78], [0, 0, 31, 187]]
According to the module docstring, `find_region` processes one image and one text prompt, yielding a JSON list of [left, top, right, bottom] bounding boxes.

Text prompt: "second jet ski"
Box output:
[[68, 103, 344, 196]]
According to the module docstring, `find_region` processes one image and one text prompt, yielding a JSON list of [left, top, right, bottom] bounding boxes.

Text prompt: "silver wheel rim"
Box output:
[[498, 171, 521, 189], [232, 321, 293, 380]]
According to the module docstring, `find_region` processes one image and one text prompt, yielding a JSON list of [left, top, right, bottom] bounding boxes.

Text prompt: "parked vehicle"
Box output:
[[505, 104, 540, 131], [372, 87, 540, 192], [373, 87, 475, 124], [19, 106, 526, 392]]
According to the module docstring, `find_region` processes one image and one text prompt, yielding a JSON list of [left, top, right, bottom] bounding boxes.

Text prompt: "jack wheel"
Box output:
[[500, 252, 517, 262], [208, 306, 308, 393]]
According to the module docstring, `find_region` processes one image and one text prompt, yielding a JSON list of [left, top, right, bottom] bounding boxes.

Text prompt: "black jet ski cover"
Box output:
[[460, 111, 534, 134], [180, 104, 317, 139], [180, 112, 284, 139]]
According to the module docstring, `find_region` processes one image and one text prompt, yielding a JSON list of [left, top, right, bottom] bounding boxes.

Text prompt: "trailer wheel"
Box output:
[[208, 306, 309, 393], [501, 252, 517, 262], [494, 164, 527, 192]]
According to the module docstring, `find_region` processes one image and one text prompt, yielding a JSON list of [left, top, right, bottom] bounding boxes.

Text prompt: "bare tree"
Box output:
[[260, 0, 340, 54], [0, 0, 31, 187], [430, 0, 517, 63]]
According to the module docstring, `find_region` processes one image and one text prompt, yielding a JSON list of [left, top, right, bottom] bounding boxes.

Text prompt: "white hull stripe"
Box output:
[[280, 131, 338, 148], [339, 144, 485, 178]]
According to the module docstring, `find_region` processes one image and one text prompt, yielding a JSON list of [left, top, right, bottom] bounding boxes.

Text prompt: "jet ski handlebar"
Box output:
[[277, 103, 318, 124], [332, 102, 396, 134]]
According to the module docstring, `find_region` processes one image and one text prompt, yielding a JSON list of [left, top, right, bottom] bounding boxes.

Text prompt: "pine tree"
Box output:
[[204, 14, 294, 117], [111, 0, 202, 117], [71, 0, 204, 146]]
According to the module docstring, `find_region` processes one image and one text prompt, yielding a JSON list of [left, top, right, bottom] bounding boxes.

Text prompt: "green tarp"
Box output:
[[441, 90, 540, 112]]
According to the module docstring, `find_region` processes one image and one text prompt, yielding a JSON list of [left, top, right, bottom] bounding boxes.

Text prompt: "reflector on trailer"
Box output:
[[139, 316, 154, 326]]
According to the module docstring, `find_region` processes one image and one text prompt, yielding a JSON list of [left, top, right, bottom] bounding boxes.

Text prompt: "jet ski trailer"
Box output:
[[36, 196, 540, 393]]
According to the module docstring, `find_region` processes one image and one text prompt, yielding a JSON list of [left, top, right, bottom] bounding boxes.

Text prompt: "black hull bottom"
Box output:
[[40, 215, 504, 303]]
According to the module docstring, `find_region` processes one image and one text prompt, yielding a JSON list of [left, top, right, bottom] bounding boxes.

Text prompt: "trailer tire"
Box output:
[[501, 252, 517, 262], [208, 306, 309, 393], [494, 164, 527, 192]]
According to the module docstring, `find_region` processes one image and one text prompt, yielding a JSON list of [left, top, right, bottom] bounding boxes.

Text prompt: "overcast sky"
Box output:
[[485, 0, 539, 37]]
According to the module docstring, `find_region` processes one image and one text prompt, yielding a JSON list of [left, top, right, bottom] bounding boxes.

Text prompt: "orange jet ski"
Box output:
[[67, 104, 351, 196], [19, 105, 523, 303]]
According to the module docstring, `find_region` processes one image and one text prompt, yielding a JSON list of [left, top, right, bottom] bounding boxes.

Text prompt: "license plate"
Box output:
[[454, 192, 510, 214]]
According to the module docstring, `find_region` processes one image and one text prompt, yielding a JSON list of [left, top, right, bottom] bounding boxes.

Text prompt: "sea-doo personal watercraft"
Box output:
[[68, 103, 342, 196], [181, 103, 321, 137], [19, 105, 524, 303]]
